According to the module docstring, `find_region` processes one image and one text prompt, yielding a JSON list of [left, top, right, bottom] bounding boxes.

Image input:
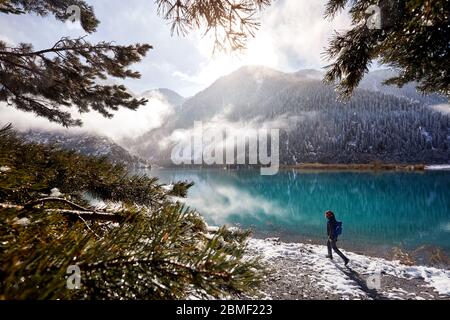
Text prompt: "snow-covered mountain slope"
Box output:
[[20, 130, 149, 168], [129, 66, 449, 165]]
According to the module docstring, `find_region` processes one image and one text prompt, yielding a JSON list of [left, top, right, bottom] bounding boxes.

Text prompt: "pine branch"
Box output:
[[156, 0, 271, 52], [48, 209, 125, 222], [82, 257, 231, 279], [0, 36, 152, 126], [0, 203, 124, 222], [24, 197, 92, 211]]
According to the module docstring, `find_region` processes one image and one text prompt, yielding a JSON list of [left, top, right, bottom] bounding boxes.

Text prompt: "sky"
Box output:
[[0, 0, 353, 139], [0, 0, 351, 97]]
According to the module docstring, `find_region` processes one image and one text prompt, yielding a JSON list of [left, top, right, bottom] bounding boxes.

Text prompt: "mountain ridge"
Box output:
[[128, 65, 449, 165], [21, 130, 150, 168], [18, 65, 449, 166]]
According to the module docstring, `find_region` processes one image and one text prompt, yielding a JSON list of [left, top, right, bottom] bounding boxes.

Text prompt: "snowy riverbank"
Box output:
[[247, 238, 450, 300]]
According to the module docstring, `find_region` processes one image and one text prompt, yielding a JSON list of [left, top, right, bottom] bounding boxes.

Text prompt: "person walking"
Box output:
[[325, 210, 349, 266]]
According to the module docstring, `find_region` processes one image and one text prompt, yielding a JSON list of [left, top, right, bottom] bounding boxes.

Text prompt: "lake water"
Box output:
[[149, 168, 450, 257]]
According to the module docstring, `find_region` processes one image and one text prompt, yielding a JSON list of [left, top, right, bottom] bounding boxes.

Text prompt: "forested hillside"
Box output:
[[130, 66, 449, 164]]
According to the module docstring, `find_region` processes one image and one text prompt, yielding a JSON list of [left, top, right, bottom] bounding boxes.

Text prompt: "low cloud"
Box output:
[[0, 92, 174, 142]]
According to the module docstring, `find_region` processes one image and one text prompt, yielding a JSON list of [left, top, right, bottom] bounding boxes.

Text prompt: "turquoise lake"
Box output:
[[149, 169, 450, 256]]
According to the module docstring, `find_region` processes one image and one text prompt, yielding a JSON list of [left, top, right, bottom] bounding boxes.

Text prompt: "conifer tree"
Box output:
[[0, 125, 263, 299]]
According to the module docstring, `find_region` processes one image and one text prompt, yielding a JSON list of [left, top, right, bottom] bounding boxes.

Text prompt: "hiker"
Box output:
[[325, 210, 349, 266]]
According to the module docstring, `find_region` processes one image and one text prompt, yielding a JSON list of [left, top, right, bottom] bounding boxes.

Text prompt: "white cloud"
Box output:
[[0, 94, 174, 141], [261, 0, 351, 67], [159, 106, 305, 166]]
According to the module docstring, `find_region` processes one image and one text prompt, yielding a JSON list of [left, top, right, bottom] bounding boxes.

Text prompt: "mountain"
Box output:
[[129, 65, 449, 165], [140, 88, 185, 107], [294, 69, 323, 81], [21, 130, 150, 168], [358, 69, 446, 105]]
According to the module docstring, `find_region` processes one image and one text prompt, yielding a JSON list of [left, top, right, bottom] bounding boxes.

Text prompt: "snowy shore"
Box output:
[[247, 238, 450, 300], [425, 165, 450, 171]]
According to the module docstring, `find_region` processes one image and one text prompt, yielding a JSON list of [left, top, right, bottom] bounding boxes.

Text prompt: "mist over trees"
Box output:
[[132, 67, 449, 165]]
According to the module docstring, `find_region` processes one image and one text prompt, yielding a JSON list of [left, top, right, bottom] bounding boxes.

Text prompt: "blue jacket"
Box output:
[[327, 217, 337, 240]]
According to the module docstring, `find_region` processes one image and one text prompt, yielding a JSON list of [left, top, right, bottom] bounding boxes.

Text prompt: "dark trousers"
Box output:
[[327, 239, 348, 262]]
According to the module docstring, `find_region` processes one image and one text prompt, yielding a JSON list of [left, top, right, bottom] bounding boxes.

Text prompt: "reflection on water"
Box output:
[[148, 169, 450, 255]]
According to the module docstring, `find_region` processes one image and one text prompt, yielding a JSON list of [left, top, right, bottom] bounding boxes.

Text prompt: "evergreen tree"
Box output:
[[323, 0, 450, 99], [0, 125, 263, 299]]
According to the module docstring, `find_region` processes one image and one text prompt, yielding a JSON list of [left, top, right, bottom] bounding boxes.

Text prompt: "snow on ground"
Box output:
[[425, 165, 450, 170], [0, 165, 11, 172], [247, 238, 450, 300]]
